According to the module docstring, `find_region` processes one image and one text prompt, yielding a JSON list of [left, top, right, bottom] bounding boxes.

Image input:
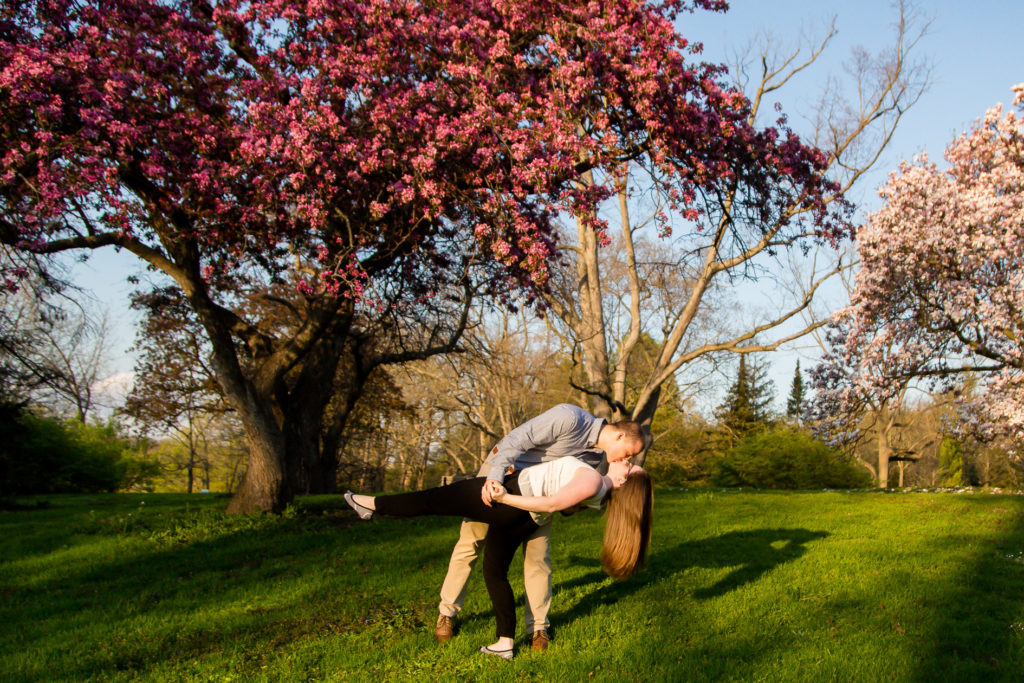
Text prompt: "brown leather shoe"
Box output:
[[435, 614, 454, 643], [532, 629, 550, 651]]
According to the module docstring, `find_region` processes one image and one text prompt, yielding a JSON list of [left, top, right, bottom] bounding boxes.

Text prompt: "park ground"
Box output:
[[3, 488, 1024, 682]]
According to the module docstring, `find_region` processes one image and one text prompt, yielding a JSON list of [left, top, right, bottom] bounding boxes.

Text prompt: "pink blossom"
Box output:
[[836, 86, 1024, 438]]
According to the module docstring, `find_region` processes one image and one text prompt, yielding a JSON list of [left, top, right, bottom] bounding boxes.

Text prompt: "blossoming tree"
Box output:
[[3, 0, 844, 511], [807, 311, 943, 487], [811, 84, 1024, 482]]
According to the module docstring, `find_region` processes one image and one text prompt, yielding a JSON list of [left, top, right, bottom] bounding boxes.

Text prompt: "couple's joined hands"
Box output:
[[481, 479, 508, 506]]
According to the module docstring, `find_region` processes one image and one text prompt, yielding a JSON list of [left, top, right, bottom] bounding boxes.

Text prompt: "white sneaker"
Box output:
[[479, 645, 514, 660], [344, 491, 374, 520]]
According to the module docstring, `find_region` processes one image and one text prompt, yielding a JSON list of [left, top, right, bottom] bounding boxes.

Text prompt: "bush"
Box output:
[[711, 426, 872, 490], [644, 455, 692, 488], [0, 403, 158, 496], [643, 420, 728, 487]]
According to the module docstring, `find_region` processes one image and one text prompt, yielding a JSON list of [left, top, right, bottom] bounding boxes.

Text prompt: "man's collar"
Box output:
[[587, 416, 607, 448]]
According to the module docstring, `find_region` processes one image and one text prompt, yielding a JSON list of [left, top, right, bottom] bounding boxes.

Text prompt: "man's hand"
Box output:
[[481, 478, 504, 506], [491, 483, 508, 502]]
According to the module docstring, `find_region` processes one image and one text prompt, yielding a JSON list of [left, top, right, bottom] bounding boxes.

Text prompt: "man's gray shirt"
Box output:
[[485, 404, 606, 482]]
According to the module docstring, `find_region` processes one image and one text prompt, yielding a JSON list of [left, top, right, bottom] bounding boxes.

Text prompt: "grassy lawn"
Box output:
[[3, 489, 1024, 682]]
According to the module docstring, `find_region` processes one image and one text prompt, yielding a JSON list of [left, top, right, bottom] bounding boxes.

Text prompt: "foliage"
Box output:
[[391, 311, 584, 481], [810, 388, 1024, 491], [806, 314, 942, 488], [710, 426, 873, 490], [3, 490, 1024, 680], [334, 367, 421, 492], [142, 422, 248, 494], [0, 264, 112, 421], [124, 289, 226, 433], [643, 410, 720, 486], [123, 288, 239, 493], [0, 0, 840, 297], [957, 436, 1024, 490], [0, 262, 57, 402], [0, 403, 159, 496]]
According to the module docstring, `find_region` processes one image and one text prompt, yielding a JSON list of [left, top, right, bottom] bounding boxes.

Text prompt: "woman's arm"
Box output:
[[493, 468, 604, 514]]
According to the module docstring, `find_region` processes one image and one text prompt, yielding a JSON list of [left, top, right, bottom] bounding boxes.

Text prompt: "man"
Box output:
[[434, 403, 646, 651]]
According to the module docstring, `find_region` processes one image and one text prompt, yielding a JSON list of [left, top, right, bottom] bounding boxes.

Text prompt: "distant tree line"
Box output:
[[4, 256, 1020, 498]]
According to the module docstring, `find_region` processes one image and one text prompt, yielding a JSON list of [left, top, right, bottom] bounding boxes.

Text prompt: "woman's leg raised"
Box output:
[[374, 475, 528, 527]]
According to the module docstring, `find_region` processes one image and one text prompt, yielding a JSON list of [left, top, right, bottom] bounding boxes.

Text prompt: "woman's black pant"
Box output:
[[374, 473, 539, 639]]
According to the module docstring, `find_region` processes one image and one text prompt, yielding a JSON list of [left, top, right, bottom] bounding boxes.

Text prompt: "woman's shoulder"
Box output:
[[562, 459, 603, 489], [527, 457, 599, 484], [550, 456, 597, 475]]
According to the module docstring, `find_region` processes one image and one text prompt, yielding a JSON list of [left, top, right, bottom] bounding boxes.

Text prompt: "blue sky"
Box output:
[[71, 0, 1023, 408], [677, 0, 1024, 407], [682, 0, 1023, 210]]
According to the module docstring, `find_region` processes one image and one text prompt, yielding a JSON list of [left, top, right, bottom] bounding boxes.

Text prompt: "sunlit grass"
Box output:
[[2, 489, 1024, 681]]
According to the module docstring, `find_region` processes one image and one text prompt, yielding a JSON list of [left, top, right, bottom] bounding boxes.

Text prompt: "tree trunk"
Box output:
[[187, 433, 196, 494], [877, 438, 892, 489], [314, 371, 365, 494], [226, 411, 289, 514], [574, 191, 613, 420], [416, 448, 428, 489], [219, 325, 358, 510], [285, 424, 322, 496], [632, 385, 661, 468]]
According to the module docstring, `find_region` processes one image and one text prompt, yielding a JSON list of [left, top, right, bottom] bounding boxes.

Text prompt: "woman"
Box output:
[[344, 457, 652, 659]]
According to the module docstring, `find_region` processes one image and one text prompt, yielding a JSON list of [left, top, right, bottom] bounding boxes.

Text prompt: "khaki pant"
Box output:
[[438, 518, 552, 634]]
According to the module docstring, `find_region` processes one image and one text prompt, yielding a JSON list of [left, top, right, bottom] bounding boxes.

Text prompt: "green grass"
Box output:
[[3, 489, 1024, 682]]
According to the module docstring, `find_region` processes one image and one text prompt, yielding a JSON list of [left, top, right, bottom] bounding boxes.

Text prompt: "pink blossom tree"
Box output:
[[812, 84, 1024, 481], [807, 311, 944, 487], [2, 0, 845, 511]]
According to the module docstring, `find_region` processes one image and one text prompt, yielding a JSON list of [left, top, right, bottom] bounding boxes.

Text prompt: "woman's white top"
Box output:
[[516, 457, 608, 524]]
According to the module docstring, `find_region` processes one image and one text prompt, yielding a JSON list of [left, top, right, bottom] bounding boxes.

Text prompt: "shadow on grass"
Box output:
[[1, 503, 461, 681], [554, 527, 828, 626], [913, 498, 1024, 682]]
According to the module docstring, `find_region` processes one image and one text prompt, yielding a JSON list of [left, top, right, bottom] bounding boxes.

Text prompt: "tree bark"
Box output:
[[226, 405, 289, 514], [574, 205, 614, 420], [877, 406, 894, 489]]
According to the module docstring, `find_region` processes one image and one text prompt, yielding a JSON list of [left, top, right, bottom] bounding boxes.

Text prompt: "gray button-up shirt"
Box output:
[[485, 404, 607, 482]]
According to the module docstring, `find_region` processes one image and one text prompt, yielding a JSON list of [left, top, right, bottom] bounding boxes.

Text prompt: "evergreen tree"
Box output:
[[937, 438, 964, 487], [786, 361, 805, 421], [715, 355, 775, 438]]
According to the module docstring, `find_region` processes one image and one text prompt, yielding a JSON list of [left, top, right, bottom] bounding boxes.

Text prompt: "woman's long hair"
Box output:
[[600, 470, 653, 580]]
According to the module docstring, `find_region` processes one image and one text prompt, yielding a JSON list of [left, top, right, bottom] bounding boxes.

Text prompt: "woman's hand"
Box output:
[[491, 484, 508, 501], [481, 478, 503, 506]]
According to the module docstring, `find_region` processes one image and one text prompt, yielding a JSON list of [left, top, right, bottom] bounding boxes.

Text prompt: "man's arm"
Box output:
[[485, 405, 577, 482]]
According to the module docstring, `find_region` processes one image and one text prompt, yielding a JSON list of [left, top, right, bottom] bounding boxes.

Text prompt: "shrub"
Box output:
[[644, 455, 692, 487], [711, 426, 872, 490], [644, 420, 726, 487], [0, 403, 158, 496]]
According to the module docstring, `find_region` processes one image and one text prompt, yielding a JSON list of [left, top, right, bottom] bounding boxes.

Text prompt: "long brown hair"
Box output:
[[600, 470, 653, 580]]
